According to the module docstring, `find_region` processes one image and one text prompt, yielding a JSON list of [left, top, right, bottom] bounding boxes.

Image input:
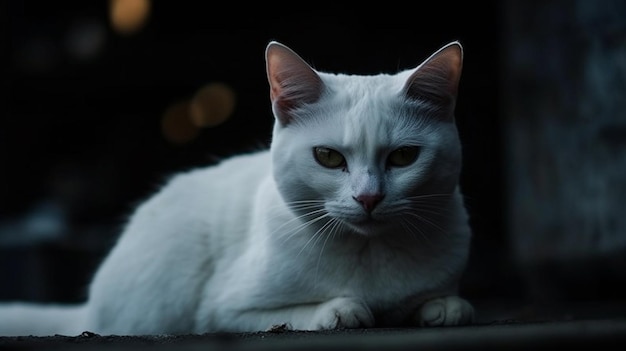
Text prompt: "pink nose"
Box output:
[[353, 194, 384, 213]]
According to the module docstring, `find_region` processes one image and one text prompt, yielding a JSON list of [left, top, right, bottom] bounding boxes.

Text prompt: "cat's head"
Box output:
[[266, 41, 464, 237]]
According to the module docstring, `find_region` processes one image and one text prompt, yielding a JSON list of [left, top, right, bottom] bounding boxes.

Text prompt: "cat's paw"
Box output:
[[309, 297, 374, 330], [415, 296, 474, 327]]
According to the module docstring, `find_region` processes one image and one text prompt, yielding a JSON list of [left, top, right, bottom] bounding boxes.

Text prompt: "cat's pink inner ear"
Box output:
[[265, 42, 323, 125], [403, 42, 463, 110]]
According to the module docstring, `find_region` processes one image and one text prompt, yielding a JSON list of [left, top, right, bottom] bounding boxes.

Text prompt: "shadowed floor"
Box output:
[[2, 318, 625, 351], [3, 301, 626, 350]]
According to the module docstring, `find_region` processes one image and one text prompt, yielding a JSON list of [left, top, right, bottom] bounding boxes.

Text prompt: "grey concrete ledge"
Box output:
[[2, 318, 626, 351]]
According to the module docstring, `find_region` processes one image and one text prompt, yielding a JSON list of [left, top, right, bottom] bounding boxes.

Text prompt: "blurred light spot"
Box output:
[[109, 0, 151, 35], [65, 18, 107, 60], [161, 101, 200, 145], [190, 83, 236, 127]]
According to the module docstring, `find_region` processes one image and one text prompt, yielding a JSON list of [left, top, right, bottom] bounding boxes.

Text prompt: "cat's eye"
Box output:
[[313, 147, 346, 169], [387, 146, 420, 167]]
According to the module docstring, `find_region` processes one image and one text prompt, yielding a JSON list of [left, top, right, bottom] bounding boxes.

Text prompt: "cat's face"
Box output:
[[266, 41, 463, 237]]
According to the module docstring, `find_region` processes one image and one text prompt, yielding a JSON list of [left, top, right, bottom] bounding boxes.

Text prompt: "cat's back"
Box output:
[[119, 148, 273, 270], [87, 150, 273, 334], [99, 148, 273, 262], [171, 149, 272, 198], [138, 149, 272, 233]]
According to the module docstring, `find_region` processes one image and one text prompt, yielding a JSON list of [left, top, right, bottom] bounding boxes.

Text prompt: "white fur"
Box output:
[[0, 41, 473, 336]]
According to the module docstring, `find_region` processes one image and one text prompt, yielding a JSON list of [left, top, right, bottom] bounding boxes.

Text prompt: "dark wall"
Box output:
[[2, 2, 505, 302], [503, 0, 626, 303]]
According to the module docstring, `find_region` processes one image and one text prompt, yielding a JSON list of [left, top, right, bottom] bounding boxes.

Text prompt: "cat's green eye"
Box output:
[[313, 147, 346, 169], [388, 146, 420, 167]]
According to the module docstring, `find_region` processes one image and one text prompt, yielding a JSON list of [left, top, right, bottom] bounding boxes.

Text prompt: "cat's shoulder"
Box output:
[[160, 149, 271, 192], [131, 149, 272, 217]]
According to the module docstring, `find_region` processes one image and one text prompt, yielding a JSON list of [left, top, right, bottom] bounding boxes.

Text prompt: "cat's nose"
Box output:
[[353, 194, 385, 213]]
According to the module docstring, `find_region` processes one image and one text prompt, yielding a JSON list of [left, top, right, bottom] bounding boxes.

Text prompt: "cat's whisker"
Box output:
[[281, 210, 322, 238], [285, 200, 327, 205], [406, 193, 451, 199], [405, 195, 451, 205], [254, 205, 328, 250], [398, 196, 456, 225], [295, 213, 334, 259], [391, 201, 451, 240], [314, 217, 342, 285], [290, 214, 335, 281], [398, 220, 422, 244], [399, 216, 434, 247], [404, 211, 447, 235], [263, 203, 324, 222], [265, 200, 326, 218], [276, 209, 328, 244], [406, 200, 454, 214], [262, 199, 325, 215], [410, 206, 451, 218]]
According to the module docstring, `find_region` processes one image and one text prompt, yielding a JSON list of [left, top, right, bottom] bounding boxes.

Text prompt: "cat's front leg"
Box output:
[[308, 297, 375, 330], [414, 296, 474, 327]]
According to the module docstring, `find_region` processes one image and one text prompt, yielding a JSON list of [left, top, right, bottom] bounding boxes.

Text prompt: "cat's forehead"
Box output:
[[318, 70, 411, 96], [289, 69, 433, 154], [311, 93, 424, 154], [317, 72, 409, 121]]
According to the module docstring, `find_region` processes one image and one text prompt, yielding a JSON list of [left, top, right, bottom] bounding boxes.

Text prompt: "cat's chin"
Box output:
[[344, 218, 390, 237]]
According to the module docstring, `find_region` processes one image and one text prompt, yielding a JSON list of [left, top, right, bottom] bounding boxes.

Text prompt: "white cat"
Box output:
[[0, 40, 474, 336]]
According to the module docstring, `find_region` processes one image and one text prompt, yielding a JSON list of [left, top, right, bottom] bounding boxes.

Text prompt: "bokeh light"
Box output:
[[161, 101, 199, 145], [65, 18, 107, 60], [189, 83, 236, 127], [161, 82, 236, 145], [109, 0, 151, 35]]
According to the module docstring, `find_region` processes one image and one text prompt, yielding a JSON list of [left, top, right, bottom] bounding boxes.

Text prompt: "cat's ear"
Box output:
[[265, 41, 324, 126], [403, 41, 463, 119]]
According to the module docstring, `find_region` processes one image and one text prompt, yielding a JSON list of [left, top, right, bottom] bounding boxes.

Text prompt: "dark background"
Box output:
[[2, 0, 624, 322]]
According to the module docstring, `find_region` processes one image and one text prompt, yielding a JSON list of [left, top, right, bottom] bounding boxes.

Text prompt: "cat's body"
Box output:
[[0, 41, 474, 336]]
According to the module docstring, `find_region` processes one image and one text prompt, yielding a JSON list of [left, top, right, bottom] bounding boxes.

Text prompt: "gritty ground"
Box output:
[[2, 300, 626, 350], [2, 319, 626, 351]]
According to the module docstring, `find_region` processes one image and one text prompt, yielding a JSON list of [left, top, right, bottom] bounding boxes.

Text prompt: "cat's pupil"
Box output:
[[387, 146, 420, 167], [313, 147, 346, 169]]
